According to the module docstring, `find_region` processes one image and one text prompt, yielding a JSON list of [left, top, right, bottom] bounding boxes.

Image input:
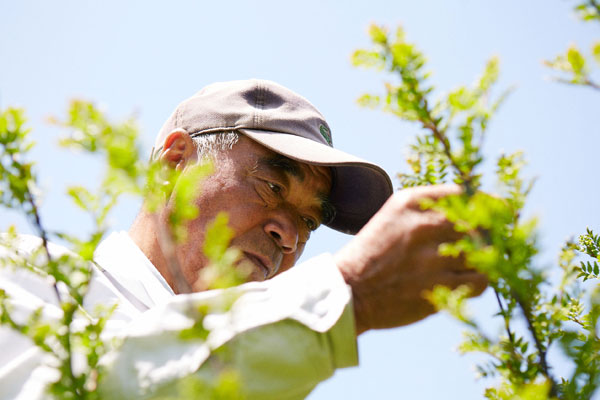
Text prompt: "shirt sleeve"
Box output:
[[98, 253, 358, 399]]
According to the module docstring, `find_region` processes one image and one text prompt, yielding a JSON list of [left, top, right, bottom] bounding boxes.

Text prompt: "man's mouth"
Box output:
[[242, 252, 272, 280]]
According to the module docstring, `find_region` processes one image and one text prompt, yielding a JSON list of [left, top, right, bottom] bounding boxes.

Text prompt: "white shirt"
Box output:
[[0, 232, 358, 399]]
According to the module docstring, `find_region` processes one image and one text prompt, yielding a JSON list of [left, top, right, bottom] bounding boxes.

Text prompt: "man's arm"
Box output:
[[98, 255, 358, 399], [0, 242, 356, 400]]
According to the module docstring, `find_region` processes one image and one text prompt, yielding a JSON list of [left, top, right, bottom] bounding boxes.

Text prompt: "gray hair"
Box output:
[[192, 131, 240, 160]]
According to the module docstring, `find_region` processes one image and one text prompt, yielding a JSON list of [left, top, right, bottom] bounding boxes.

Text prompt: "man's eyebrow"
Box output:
[[260, 155, 304, 181]]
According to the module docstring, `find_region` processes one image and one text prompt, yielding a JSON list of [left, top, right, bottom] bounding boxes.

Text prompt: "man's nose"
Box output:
[[264, 213, 299, 254]]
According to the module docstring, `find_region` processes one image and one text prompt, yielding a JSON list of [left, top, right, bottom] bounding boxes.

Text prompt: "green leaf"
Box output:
[[356, 93, 381, 108], [203, 212, 234, 262], [592, 41, 600, 65], [351, 49, 384, 69], [368, 24, 388, 45], [567, 46, 586, 76], [478, 56, 500, 93], [67, 186, 97, 212], [447, 86, 476, 111]]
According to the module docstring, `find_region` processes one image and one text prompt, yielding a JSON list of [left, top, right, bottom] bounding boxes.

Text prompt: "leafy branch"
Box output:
[[545, 1, 600, 91], [0, 107, 111, 398], [1, 98, 248, 398], [353, 23, 599, 399]]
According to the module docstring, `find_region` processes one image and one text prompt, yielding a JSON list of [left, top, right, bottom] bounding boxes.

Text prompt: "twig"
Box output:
[[570, 315, 600, 341], [585, 79, 600, 91], [494, 289, 516, 344], [552, 77, 600, 92], [25, 189, 63, 303], [21, 165, 81, 395], [591, 0, 600, 17], [422, 118, 475, 196], [514, 294, 559, 397]]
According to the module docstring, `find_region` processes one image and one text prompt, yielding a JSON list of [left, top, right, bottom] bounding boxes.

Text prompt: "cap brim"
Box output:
[[239, 129, 393, 234]]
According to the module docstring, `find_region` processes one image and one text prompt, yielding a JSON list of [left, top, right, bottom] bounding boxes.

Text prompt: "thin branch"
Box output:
[[22, 174, 62, 304], [495, 289, 516, 344], [585, 78, 600, 91], [423, 119, 475, 196], [551, 77, 600, 91], [514, 294, 559, 397], [591, 0, 600, 17], [21, 167, 81, 396], [570, 315, 600, 341]]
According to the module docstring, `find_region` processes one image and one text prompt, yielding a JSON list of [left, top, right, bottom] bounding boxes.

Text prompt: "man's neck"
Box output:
[[128, 211, 177, 292]]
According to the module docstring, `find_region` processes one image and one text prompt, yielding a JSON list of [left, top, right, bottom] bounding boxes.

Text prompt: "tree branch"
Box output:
[[494, 289, 516, 345], [514, 294, 558, 397], [590, 0, 600, 17], [422, 117, 475, 196], [25, 189, 63, 303]]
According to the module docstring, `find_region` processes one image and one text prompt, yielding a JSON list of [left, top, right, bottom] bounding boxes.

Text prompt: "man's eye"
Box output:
[[302, 217, 318, 231], [267, 182, 282, 194]]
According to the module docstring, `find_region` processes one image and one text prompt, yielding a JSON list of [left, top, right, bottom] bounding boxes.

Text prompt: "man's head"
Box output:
[[157, 129, 333, 285], [132, 79, 393, 291]]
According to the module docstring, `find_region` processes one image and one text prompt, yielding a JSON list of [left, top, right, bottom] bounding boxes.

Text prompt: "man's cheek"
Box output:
[[275, 252, 300, 276]]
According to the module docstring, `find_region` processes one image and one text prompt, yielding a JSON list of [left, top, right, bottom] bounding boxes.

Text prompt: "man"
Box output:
[[0, 79, 486, 399]]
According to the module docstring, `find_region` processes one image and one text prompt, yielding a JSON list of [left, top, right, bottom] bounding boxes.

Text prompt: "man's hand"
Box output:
[[334, 184, 487, 335]]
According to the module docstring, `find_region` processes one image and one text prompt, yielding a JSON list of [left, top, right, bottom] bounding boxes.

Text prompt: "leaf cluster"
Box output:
[[544, 2, 600, 90], [353, 24, 511, 194], [353, 22, 600, 400], [0, 100, 246, 397]]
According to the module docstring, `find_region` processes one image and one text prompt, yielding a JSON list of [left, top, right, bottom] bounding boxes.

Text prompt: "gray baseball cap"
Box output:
[[152, 79, 393, 235]]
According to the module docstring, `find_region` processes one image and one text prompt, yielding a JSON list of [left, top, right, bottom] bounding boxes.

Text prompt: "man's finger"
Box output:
[[437, 270, 488, 297], [402, 184, 463, 209], [410, 211, 464, 244]]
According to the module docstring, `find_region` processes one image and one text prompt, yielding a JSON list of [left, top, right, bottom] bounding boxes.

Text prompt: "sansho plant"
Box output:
[[0, 101, 245, 398], [351, 2, 599, 399]]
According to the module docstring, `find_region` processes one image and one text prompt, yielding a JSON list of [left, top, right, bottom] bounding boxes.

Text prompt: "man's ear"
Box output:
[[160, 129, 197, 171]]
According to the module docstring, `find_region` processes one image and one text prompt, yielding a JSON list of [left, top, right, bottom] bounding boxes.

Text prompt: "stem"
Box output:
[[494, 289, 516, 344], [24, 181, 63, 304], [423, 119, 475, 196], [61, 305, 80, 397], [22, 173, 83, 396], [571, 316, 600, 341], [514, 294, 559, 397], [584, 78, 600, 91], [590, 0, 600, 17], [555, 78, 600, 92]]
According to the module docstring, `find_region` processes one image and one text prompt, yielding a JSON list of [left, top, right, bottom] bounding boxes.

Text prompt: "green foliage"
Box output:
[[0, 100, 244, 397], [575, 229, 600, 281], [0, 108, 38, 223], [544, 44, 600, 89], [353, 24, 511, 193], [545, 2, 600, 90], [573, 0, 600, 21], [154, 368, 244, 400], [354, 22, 600, 400], [200, 212, 246, 290], [167, 162, 213, 243], [0, 106, 114, 399]]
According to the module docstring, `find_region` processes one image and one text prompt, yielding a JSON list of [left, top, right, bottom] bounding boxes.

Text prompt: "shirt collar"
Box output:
[[94, 231, 175, 310]]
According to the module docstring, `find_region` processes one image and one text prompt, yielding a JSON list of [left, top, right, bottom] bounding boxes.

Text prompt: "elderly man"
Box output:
[[0, 79, 486, 399]]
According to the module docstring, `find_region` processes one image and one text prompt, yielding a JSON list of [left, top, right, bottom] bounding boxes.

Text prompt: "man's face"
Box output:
[[170, 135, 333, 288]]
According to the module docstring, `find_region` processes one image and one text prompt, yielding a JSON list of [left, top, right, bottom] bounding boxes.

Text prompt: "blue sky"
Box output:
[[1, 1, 599, 398]]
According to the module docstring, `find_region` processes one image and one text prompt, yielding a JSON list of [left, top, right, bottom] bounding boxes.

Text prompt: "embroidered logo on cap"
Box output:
[[319, 124, 332, 146]]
